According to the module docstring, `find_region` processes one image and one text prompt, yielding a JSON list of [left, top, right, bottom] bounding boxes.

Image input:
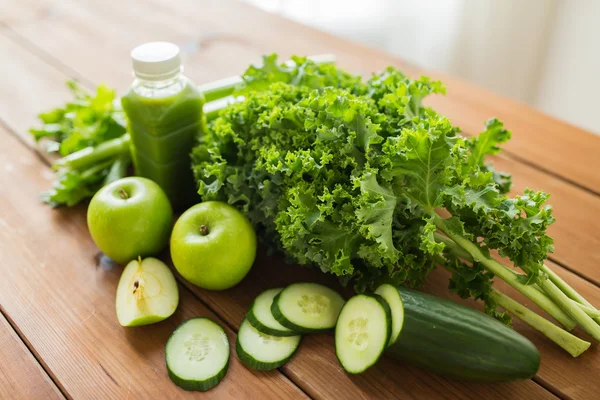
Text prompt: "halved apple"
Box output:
[[116, 257, 179, 327]]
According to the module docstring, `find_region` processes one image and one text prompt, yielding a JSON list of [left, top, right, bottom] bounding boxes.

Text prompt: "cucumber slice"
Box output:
[[166, 318, 230, 391], [236, 318, 301, 370], [246, 288, 298, 337], [335, 294, 391, 374], [271, 283, 345, 332], [374, 283, 404, 346]]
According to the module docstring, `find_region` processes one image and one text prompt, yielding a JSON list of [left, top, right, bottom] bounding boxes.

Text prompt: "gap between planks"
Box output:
[[0, 305, 69, 400], [499, 150, 600, 199]]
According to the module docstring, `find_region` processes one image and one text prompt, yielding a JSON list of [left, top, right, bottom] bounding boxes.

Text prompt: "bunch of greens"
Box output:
[[29, 81, 130, 206], [29, 55, 337, 207], [192, 55, 599, 357]]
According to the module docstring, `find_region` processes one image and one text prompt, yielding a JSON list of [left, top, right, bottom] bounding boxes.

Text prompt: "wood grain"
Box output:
[[1, 28, 599, 288], [0, 22, 555, 400], [0, 313, 64, 400], [0, 0, 599, 398], [0, 126, 307, 399], [4, 0, 600, 192]]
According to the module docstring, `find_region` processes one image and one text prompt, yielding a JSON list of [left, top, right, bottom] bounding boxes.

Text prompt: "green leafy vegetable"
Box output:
[[30, 56, 336, 207], [193, 54, 600, 355], [28, 81, 130, 206], [30, 54, 600, 355], [30, 81, 126, 156], [239, 54, 365, 95], [466, 118, 512, 194]]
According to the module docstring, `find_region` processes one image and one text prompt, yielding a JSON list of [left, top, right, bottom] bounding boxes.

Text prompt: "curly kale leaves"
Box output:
[[192, 56, 555, 316], [238, 54, 366, 95], [466, 118, 512, 193]]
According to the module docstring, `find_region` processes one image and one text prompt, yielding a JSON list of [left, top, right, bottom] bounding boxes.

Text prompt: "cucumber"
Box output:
[[236, 318, 302, 370], [335, 294, 391, 374], [374, 283, 404, 346], [271, 283, 345, 332], [246, 288, 298, 336], [166, 318, 229, 391], [387, 288, 541, 381]]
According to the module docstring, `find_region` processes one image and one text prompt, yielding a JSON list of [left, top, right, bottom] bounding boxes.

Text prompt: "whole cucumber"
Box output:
[[387, 288, 540, 381]]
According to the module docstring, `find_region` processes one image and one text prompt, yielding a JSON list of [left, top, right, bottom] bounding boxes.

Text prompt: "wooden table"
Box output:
[[1, 1, 599, 399]]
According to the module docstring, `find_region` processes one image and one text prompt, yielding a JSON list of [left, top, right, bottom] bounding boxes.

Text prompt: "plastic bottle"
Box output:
[[121, 42, 204, 210]]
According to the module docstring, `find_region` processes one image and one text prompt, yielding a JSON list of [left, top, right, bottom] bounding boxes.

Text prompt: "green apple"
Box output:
[[116, 257, 179, 326], [170, 201, 256, 290], [87, 177, 173, 264]]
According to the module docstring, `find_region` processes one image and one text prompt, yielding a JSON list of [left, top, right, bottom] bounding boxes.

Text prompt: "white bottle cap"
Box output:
[[131, 42, 181, 81]]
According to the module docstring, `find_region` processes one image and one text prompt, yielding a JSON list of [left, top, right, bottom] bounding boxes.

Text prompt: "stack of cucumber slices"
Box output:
[[165, 281, 541, 391], [236, 282, 405, 375], [164, 282, 401, 392], [335, 284, 404, 374], [237, 283, 345, 370]]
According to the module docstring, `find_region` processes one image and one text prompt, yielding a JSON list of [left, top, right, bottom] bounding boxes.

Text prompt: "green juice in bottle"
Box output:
[[121, 42, 204, 210]]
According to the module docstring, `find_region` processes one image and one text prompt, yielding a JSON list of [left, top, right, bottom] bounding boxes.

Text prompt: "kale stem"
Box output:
[[437, 229, 600, 335], [573, 300, 600, 318], [541, 264, 600, 325], [435, 252, 588, 356], [433, 215, 577, 330], [489, 289, 590, 357], [542, 264, 590, 304], [437, 221, 600, 332], [434, 232, 472, 260], [539, 279, 600, 342]]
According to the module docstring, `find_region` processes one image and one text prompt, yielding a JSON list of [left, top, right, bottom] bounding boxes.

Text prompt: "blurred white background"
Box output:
[[243, 0, 600, 134]]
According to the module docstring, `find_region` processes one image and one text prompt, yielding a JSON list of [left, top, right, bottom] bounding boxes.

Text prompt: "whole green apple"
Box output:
[[170, 201, 256, 290], [87, 177, 173, 264]]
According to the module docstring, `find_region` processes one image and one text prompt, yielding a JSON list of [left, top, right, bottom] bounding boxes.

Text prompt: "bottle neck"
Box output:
[[132, 73, 186, 98]]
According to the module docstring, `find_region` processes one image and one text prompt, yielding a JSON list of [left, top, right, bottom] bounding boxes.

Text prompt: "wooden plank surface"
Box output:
[[1, 23, 599, 287], [0, 313, 64, 400], [0, 29, 554, 400], [4, 0, 598, 193], [0, 124, 307, 399], [0, 0, 599, 399]]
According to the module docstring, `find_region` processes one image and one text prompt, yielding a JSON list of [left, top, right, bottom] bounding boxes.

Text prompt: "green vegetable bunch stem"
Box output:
[[192, 55, 600, 356]]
